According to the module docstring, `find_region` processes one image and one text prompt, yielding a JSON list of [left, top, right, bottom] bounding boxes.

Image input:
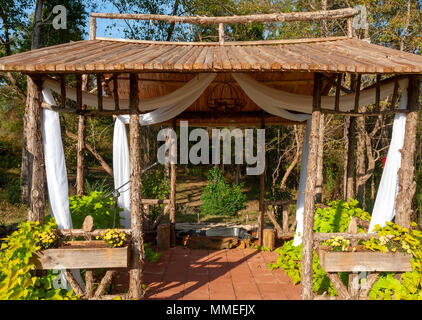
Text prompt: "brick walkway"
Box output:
[[140, 246, 301, 300]]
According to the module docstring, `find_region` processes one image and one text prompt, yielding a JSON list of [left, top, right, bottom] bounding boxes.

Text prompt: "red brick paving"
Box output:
[[140, 246, 302, 300]]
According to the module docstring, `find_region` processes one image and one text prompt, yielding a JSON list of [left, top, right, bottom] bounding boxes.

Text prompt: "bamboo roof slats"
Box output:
[[2, 37, 422, 74]]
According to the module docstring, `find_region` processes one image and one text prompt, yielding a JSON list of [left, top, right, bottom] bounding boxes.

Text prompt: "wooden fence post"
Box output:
[[258, 117, 266, 246], [128, 73, 144, 300], [395, 75, 420, 228], [301, 72, 322, 300], [27, 75, 45, 223], [76, 74, 87, 196], [170, 119, 177, 247]]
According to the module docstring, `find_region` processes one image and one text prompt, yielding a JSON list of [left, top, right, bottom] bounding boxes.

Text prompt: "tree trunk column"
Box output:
[[258, 117, 266, 246], [170, 119, 177, 247], [395, 75, 420, 229], [26, 75, 45, 223], [128, 73, 144, 300], [301, 72, 323, 300], [76, 75, 88, 196]]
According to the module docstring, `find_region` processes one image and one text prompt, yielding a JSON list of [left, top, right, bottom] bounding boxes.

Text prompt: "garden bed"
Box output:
[[30, 240, 129, 270]]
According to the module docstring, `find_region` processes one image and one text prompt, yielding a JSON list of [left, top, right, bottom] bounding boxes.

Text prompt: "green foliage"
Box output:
[[313, 199, 371, 234], [69, 191, 123, 229], [144, 242, 161, 263], [269, 199, 370, 296], [362, 222, 422, 300], [0, 218, 78, 300], [141, 168, 170, 223], [268, 239, 343, 296], [200, 167, 247, 216]]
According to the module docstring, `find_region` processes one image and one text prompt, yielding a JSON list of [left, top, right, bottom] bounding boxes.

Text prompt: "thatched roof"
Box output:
[[1, 36, 422, 74]]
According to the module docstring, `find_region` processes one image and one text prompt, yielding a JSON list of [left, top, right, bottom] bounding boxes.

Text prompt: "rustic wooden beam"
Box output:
[[347, 17, 354, 38], [94, 270, 117, 298], [113, 74, 119, 111], [264, 200, 296, 206], [57, 228, 131, 238], [91, 8, 358, 25], [26, 75, 45, 223], [95, 35, 350, 47], [327, 272, 351, 299], [335, 74, 342, 111], [390, 77, 399, 109], [76, 74, 88, 196], [264, 204, 284, 236], [218, 23, 224, 45], [170, 118, 177, 247], [301, 72, 322, 300], [60, 75, 66, 109], [64, 270, 84, 297], [97, 73, 103, 111], [313, 232, 378, 241], [395, 75, 420, 229], [89, 16, 96, 40], [128, 73, 144, 300], [258, 116, 266, 247], [320, 108, 411, 116], [375, 74, 381, 109], [353, 74, 362, 112]]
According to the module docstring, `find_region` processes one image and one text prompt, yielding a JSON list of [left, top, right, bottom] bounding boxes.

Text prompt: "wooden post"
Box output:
[[128, 73, 144, 300], [395, 75, 420, 229], [258, 117, 266, 246], [60, 75, 66, 109], [218, 23, 224, 45], [76, 75, 87, 196], [263, 227, 275, 250], [89, 16, 96, 40], [345, 74, 357, 200], [27, 75, 45, 223], [113, 74, 120, 111], [170, 118, 177, 247], [301, 72, 322, 300], [97, 74, 103, 111]]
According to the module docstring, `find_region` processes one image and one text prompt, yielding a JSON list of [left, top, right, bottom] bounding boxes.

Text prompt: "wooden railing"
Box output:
[[89, 8, 359, 43], [263, 200, 297, 238]]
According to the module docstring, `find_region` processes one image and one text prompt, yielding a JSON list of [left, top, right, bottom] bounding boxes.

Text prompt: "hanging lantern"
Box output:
[[207, 81, 246, 111]]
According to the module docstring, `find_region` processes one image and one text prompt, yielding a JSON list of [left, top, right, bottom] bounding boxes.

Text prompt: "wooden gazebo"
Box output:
[[0, 8, 421, 300]]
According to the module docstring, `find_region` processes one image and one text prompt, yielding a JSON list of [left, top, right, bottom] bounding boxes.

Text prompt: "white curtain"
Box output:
[[42, 90, 73, 230], [113, 117, 131, 228], [42, 89, 84, 291], [111, 73, 216, 226], [232, 73, 408, 115], [43, 73, 216, 113], [293, 119, 312, 246], [368, 89, 408, 232]]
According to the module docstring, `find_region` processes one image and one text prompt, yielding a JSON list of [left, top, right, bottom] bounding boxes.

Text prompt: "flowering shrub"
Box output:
[[0, 218, 78, 300], [268, 199, 370, 297], [38, 229, 61, 250], [362, 222, 422, 300], [97, 229, 128, 248], [322, 236, 354, 252]]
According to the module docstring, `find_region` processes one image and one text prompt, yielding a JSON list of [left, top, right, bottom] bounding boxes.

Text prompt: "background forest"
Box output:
[[0, 0, 421, 228]]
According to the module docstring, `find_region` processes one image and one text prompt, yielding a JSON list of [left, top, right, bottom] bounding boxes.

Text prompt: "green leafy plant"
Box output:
[[141, 168, 170, 223], [144, 242, 161, 263], [362, 222, 422, 300], [69, 191, 122, 229], [269, 199, 370, 297], [313, 199, 371, 233], [0, 218, 78, 300], [200, 167, 247, 216]]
